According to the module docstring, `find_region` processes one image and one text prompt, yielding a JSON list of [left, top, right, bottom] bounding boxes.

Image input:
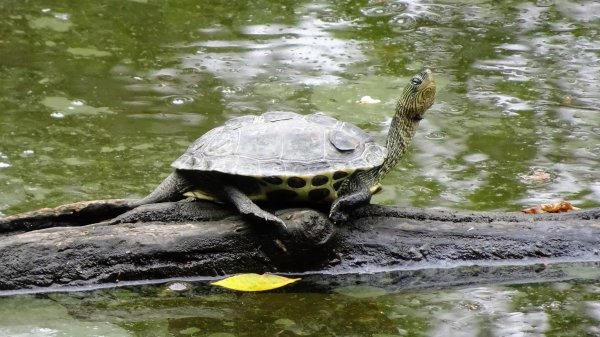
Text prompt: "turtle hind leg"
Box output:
[[329, 178, 372, 224], [131, 171, 192, 207], [222, 185, 287, 232]]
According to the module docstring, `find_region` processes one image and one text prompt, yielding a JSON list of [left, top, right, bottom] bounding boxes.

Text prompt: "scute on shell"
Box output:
[[172, 111, 386, 177]]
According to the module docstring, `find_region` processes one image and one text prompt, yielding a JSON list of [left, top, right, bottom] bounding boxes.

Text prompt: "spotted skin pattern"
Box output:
[[186, 170, 352, 203]]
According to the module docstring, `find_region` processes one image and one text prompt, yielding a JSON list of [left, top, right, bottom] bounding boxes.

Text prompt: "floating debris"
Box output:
[[520, 168, 552, 185], [521, 200, 580, 214], [358, 95, 381, 104]]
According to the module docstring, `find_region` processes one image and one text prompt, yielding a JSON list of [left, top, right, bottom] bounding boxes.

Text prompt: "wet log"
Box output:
[[1, 200, 600, 292]]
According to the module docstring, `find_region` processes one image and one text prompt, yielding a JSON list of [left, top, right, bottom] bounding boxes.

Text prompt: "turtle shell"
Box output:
[[172, 111, 386, 178]]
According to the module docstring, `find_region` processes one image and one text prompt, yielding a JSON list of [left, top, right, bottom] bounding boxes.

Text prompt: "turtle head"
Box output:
[[397, 68, 436, 121]]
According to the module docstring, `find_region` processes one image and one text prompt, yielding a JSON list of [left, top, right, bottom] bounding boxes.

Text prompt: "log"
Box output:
[[1, 200, 600, 293]]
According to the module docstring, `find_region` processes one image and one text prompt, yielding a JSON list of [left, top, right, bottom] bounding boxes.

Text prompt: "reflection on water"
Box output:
[[2, 277, 600, 337]]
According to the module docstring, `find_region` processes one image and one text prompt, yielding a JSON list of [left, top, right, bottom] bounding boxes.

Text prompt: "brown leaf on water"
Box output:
[[521, 201, 580, 214]]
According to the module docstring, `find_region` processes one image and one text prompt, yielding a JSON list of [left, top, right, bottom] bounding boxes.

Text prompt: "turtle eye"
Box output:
[[411, 77, 422, 86]]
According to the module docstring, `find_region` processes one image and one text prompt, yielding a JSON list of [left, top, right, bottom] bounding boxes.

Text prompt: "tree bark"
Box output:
[[1, 200, 600, 292]]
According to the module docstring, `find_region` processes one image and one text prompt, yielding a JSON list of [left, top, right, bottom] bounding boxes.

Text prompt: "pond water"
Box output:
[[1, 0, 600, 335]]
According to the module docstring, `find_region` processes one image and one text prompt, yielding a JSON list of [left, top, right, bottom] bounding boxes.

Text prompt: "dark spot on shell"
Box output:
[[311, 175, 329, 186], [267, 189, 299, 200], [309, 188, 330, 201], [333, 171, 349, 180], [262, 176, 283, 185], [333, 180, 343, 191], [238, 178, 262, 196], [287, 177, 307, 188]]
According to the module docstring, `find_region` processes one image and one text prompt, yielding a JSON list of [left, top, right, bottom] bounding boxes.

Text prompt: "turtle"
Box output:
[[129, 69, 436, 229]]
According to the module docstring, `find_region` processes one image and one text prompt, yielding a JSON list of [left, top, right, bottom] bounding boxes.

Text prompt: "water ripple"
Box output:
[[181, 4, 364, 88], [163, 95, 195, 105]]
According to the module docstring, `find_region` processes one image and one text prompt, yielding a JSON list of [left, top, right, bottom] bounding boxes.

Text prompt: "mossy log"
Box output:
[[1, 200, 600, 292]]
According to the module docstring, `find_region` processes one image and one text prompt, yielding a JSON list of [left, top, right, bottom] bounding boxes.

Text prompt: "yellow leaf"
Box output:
[[211, 273, 301, 292]]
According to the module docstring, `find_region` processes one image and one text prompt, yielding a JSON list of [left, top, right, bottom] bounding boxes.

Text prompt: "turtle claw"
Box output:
[[221, 185, 287, 232], [329, 207, 349, 225], [245, 209, 288, 233], [329, 212, 348, 225], [329, 200, 344, 224], [262, 214, 288, 232]]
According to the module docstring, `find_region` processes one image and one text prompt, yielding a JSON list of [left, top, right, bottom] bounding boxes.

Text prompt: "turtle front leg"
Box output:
[[329, 179, 372, 224], [222, 185, 287, 231]]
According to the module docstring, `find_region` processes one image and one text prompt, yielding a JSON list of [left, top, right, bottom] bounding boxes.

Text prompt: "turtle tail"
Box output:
[[130, 171, 191, 207]]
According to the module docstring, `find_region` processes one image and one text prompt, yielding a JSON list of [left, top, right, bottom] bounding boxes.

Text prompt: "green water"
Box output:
[[4, 0, 600, 215], [2, 0, 600, 335]]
